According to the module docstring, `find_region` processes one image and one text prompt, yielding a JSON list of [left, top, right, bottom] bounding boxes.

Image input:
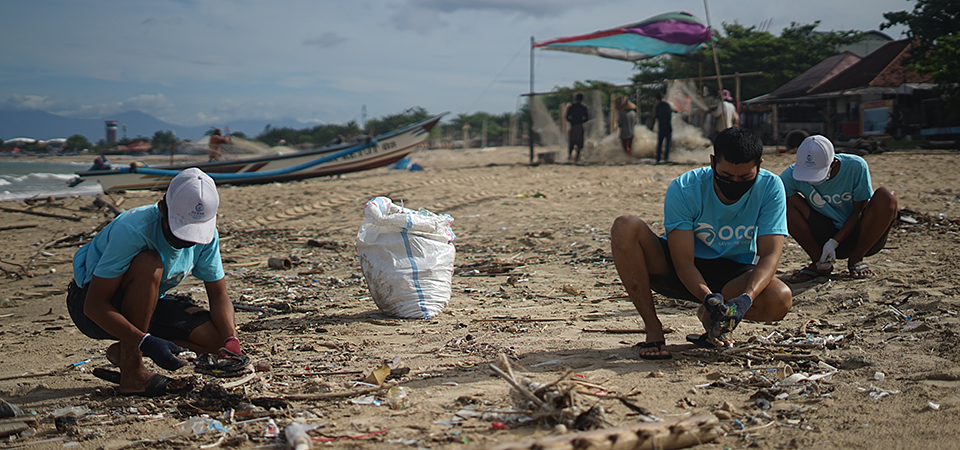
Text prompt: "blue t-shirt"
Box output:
[[73, 204, 224, 295], [780, 154, 873, 229], [664, 167, 788, 264]]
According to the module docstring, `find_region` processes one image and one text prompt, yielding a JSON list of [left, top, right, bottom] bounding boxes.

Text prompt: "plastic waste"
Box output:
[[0, 399, 24, 418], [52, 406, 89, 418], [178, 416, 228, 436], [264, 418, 280, 438], [284, 422, 320, 450], [386, 386, 410, 410]]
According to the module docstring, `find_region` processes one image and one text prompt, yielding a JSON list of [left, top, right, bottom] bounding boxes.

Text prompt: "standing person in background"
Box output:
[[618, 98, 638, 154], [208, 128, 230, 162], [712, 90, 739, 136], [565, 93, 589, 164], [654, 92, 675, 164]]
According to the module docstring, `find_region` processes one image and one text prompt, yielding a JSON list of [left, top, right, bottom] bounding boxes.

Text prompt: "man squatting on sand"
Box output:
[[66, 168, 242, 396], [782, 135, 898, 282], [611, 127, 793, 359]]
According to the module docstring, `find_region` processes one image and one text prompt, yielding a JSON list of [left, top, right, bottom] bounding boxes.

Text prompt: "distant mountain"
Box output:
[[0, 109, 315, 141]]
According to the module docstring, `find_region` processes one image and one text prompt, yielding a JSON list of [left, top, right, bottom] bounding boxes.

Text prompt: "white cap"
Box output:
[[793, 135, 835, 182], [166, 168, 218, 244]]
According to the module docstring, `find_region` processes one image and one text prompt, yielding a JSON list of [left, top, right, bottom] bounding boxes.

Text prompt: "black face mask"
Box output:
[[159, 200, 196, 249], [713, 168, 756, 202]]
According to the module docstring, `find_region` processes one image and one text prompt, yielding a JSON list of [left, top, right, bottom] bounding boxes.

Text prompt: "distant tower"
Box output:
[[361, 105, 367, 130], [105, 120, 118, 144]]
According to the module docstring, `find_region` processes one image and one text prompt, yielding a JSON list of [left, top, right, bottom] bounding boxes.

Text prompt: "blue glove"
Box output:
[[703, 293, 724, 307], [138, 333, 187, 371], [710, 293, 753, 338]]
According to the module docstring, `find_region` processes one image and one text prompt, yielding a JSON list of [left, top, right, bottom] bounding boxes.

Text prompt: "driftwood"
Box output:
[[0, 224, 38, 232], [94, 195, 125, 216], [280, 384, 390, 401], [0, 206, 81, 222], [489, 414, 720, 450]]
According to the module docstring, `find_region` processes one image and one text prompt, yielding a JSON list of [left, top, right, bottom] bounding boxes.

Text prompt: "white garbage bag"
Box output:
[[356, 197, 456, 319]]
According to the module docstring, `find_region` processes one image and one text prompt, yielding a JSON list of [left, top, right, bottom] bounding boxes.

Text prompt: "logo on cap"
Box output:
[[189, 202, 206, 219], [804, 154, 816, 166]]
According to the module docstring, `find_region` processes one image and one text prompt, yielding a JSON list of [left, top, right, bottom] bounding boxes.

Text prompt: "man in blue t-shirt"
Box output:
[[67, 168, 242, 397], [781, 135, 898, 282], [611, 127, 793, 359]]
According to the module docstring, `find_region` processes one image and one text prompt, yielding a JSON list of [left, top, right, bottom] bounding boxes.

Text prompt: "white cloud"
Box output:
[[0, 94, 58, 111], [411, 0, 582, 16]]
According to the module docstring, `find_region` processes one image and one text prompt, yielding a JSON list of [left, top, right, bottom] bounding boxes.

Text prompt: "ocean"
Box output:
[[0, 159, 104, 201]]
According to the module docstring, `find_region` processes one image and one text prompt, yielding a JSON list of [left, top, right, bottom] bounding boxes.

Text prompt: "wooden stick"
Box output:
[[0, 224, 38, 231], [472, 317, 567, 323], [94, 195, 125, 216], [0, 206, 81, 221], [280, 384, 388, 401], [489, 414, 720, 450], [489, 364, 549, 411], [0, 368, 63, 382]]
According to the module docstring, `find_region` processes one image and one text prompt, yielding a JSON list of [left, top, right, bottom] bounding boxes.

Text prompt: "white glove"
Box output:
[[818, 238, 839, 267]]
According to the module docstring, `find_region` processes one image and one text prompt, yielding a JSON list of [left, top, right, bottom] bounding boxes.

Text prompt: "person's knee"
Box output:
[[126, 251, 163, 283], [760, 281, 793, 321], [872, 187, 898, 215], [611, 215, 645, 241]]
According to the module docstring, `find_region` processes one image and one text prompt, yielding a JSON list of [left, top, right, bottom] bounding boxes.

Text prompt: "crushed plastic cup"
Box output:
[[386, 386, 410, 410], [284, 422, 320, 450], [52, 406, 89, 418], [178, 416, 228, 436], [264, 418, 280, 438]]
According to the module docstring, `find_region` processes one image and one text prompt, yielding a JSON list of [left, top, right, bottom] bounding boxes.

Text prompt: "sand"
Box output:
[[1, 146, 959, 449]]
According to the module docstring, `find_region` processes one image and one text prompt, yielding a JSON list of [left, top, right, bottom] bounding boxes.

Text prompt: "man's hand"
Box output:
[[138, 333, 187, 371], [819, 238, 839, 268], [703, 293, 724, 307], [223, 336, 241, 355]]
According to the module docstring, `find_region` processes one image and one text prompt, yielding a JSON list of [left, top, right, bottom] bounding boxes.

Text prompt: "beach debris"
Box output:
[[0, 399, 24, 418], [561, 284, 584, 296], [927, 402, 941, 411], [362, 364, 392, 386], [268, 257, 293, 270], [0, 205, 81, 222], [457, 259, 524, 276], [488, 415, 720, 450], [284, 422, 320, 450], [177, 415, 228, 437], [862, 385, 900, 400], [386, 386, 410, 410]]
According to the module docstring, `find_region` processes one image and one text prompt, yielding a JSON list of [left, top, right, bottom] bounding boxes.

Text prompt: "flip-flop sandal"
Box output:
[[848, 263, 873, 279], [92, 367, 121, 384], [636, 341, 671, 360], [686, 334, 721, 348], [93, 368, 191, 397], [786, 267, 829, 283]]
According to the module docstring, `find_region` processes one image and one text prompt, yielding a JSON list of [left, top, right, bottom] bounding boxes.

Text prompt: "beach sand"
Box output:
[[1, 146, 960, 449]]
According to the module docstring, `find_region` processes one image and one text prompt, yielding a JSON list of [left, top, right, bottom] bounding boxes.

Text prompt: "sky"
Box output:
[[0, 0, 913, 127]]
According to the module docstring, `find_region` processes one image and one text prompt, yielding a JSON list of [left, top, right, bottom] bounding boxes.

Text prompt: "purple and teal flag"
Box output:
[[534, 12, 713, 61]]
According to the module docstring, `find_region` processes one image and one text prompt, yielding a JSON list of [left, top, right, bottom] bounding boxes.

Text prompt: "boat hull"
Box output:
[[76, 114, 442, 192]]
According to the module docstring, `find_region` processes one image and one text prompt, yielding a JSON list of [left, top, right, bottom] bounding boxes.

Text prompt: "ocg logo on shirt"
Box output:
[[808, 188, 852, 208], [695, 223, 755, 246]]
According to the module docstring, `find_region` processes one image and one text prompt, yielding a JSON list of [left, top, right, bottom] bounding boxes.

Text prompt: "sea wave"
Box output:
[[0, 184, 103, 202], [1, 172, 77, 183], [0, 179, 10, 186]]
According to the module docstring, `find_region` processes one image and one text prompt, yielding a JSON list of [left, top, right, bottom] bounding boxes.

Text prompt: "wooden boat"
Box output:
[[71, 114, 443, 192]]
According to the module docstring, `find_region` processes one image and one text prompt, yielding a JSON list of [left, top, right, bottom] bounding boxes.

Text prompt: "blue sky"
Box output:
[[0, 0, 911, 127]]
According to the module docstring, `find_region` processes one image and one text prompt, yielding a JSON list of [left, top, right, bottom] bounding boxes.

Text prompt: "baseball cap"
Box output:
[[793, 135, 835, 182], [165, 168, 219, 244]]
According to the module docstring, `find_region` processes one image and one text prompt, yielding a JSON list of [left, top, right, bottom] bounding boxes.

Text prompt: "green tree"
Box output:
[[65, 134, 92, 151], [630, 21, 862, 102], [364, 107, 431, 136], [151, 130, 176, 147], [882, 0, 960, 104]]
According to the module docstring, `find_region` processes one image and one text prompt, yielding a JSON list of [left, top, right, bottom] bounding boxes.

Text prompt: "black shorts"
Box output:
[[649, 237, 754, 302], [806, 209, 891, 260], [66, 280, 211, 342]]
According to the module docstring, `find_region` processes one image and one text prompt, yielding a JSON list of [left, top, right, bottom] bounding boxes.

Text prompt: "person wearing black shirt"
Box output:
[[565, 93, 589, 163], [654, 93, 675, 164]]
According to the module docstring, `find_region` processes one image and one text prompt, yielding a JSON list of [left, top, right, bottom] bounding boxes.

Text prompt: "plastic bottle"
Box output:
[[178, 416, 228, 436], [386, 386, 410, 410]]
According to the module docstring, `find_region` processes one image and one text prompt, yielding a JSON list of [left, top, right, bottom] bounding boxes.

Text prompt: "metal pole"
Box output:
[[703, 0, 727, 130], [529, 35, 535, 164]]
